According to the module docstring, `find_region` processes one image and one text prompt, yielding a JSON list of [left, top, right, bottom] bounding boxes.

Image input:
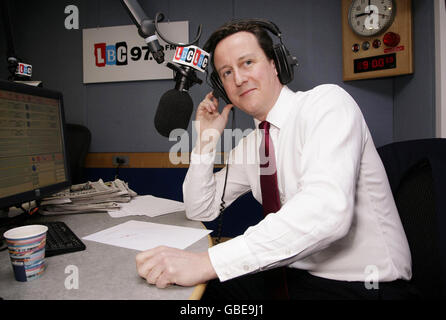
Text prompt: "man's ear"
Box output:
[[271, 59, 279, 76]]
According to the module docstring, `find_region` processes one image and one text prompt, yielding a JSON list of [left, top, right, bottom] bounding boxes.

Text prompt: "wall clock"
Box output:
[[342, 0, 413, 81]]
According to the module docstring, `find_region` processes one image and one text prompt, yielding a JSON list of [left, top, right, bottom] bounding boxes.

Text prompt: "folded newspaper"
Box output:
[[39, 179, 138, 215]]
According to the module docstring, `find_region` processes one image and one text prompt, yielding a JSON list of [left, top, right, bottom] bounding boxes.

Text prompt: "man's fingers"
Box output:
[[205, 91, 214, 100], [221, 104, 234, 119], [137, 247, 176, 288], [198, 102, 218, 116], [204, 102, 216, 113], [156, 271, 174, 288], [210, 93, 219, 105], [146, 263, 164, 285], [136, 251, 152, 269], [136, 246, 168, 275], [137, 255, 156, 279], [135, 247, 215, 289], [204, 92, 219, 109], [136, 246, 160, 265]]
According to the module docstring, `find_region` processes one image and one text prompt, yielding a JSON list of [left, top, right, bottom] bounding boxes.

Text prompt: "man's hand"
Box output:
[[136, 246, 217, 288], [195, 92, 233, 154]]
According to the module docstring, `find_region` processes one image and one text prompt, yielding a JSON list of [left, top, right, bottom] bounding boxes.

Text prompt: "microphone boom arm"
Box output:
[[120, 0, 165, 63]]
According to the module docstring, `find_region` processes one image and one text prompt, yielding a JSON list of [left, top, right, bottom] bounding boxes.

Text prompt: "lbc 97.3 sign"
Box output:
[[82, 21, 188, 83]]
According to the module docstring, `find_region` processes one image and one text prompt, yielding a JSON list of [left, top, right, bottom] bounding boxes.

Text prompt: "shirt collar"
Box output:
[[253, 86, 295, 130]]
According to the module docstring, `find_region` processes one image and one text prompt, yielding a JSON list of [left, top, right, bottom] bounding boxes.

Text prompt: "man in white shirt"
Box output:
[[136, 20, 416, 299]]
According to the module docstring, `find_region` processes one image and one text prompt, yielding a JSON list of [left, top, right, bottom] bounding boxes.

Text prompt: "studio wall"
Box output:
[[1, 0, 436, 152]]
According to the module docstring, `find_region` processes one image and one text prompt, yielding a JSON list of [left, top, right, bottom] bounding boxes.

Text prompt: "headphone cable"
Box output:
[[214, 107, 235, 244]]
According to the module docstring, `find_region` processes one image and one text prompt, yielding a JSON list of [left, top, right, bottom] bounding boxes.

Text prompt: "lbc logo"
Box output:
[[94, 42, 177, 67], [16, 63, 32, 77], [173, 46, 209, 72], [94, 42, 128, 67]]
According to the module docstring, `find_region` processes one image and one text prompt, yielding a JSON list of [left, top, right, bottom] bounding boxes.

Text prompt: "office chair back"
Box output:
[[65, 123, 91, 185], [377, 138, 446, 299]]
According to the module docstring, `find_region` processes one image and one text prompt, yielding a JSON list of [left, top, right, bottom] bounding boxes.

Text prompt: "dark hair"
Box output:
[[203, 20, 274, 71]]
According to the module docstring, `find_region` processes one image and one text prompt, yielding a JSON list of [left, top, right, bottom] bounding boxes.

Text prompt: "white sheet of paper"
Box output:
[[82, 220, 211, 251], [108, 195, 185, 218]]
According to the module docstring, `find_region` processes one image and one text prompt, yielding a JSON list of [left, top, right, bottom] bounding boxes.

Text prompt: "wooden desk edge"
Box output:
[[188, 223, 214, 300]]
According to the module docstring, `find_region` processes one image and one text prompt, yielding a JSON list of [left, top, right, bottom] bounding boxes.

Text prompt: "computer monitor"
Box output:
[[0, 80, 71, 211]]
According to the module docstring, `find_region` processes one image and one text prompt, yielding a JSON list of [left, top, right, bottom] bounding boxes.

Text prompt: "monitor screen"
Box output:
[[0, 80, 71, 210]]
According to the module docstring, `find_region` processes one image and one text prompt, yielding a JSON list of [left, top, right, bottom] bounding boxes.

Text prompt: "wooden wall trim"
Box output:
[[85, 152, 226, 168]]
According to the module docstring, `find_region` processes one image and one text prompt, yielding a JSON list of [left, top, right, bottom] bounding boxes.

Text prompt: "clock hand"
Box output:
[[355, 11, 374, 18]]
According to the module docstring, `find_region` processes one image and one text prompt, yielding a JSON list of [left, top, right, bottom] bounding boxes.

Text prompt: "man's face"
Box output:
[[213, 31, 282, 121]]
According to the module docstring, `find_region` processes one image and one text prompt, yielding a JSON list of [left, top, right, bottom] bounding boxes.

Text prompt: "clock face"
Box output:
[[348, 0, 396, 37]]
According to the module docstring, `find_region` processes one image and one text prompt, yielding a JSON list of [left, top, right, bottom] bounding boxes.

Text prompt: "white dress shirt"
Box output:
[[183, 84, 412, 283]]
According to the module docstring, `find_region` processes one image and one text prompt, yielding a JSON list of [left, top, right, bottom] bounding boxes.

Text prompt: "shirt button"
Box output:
[[243, 265, 250, 271]]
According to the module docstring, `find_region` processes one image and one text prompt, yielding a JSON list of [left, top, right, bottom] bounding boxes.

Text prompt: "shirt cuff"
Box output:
[[190, 148, 216, 165], [208, 235, 260, 282]]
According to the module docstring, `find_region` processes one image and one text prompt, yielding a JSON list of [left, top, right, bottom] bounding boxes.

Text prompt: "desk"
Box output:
[[0, 211, 212, 300]]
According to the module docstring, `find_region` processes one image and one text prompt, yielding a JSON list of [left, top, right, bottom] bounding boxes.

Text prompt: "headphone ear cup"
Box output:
[[210, 72, 232, 105], [273, 44, 294, 85]]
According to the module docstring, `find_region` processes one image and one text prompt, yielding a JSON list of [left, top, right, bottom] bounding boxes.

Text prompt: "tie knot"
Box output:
[[259, 121, 270, 131]]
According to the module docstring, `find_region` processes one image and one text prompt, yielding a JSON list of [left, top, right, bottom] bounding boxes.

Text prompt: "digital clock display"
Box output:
[[354, 53, 396, 73]]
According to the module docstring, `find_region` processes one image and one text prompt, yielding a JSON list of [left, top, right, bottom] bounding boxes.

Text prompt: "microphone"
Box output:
[[154, 89, 193, 138], [154, 45, 209, 137], [120, 0, 209, 137]]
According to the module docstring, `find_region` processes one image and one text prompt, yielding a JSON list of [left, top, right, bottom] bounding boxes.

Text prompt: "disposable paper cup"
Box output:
[[3, 225, 48, 282]]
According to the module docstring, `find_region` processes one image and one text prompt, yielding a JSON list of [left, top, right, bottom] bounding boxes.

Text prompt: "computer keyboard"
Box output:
[[41, 221, 86, 257]]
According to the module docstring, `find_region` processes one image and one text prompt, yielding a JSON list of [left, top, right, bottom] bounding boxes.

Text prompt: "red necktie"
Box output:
[[259, 121, 281, 216], [259, 121, 289, 299]]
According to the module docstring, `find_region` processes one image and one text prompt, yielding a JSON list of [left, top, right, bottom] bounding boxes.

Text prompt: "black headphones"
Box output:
[[207, 19, 298, 105]]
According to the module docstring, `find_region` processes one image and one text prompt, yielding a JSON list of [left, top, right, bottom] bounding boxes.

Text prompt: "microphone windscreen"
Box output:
[[154, 89, 193, 137]]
